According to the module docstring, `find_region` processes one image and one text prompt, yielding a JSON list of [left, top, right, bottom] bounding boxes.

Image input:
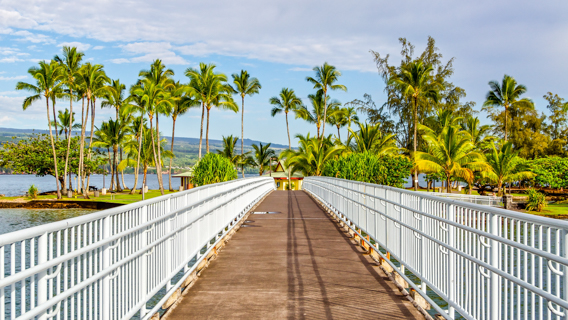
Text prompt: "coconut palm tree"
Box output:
[[483, 75, 534, 141], [343, 106, 359, 141], [388, 60, 444, 191], [231, 70, 261, 177], [326, 106, 347, 141], [306, 63, 347, 144], [296, 91, 341, 139], [52, 109, 81, 139], [485, 142, 535, 196], [348, 122, 398, 156], [415, 126, 489, 193], [281, 134, 344, 176], [16, 60, 64, 198], [217, 135, 242, 167], [185, 63, 214, 160], [461, 116, 493, 150], [54, 46, 84, 193], [132, 78, 174, 195], [92, 118, 130, 191], [138, 60, 174, 193], [251, 143, 276, 175], [120, 128, 173, 190], [269, 88, 304, 150], [168, 82, 199, 191], [101, 79, 127, 120]]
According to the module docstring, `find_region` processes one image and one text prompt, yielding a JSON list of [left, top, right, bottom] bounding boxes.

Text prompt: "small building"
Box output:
[[173, 168, 194, 190], [262, 160, 303, 190]]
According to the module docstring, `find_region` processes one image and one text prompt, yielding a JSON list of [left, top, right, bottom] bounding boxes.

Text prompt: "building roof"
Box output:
[[262, 160, 303, 178], [173, 168, 194, 178]]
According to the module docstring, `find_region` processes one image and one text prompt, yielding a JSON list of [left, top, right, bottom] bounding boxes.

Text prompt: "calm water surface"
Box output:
[[0, 208, 96, 235]]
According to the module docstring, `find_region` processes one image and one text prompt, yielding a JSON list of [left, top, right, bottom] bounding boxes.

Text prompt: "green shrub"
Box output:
[[28, 184, 39, 199], [525, 156, 568, 189], [322, 152, 413, 188], [526, 188, 547, 212], [192, 153, 237, 186]]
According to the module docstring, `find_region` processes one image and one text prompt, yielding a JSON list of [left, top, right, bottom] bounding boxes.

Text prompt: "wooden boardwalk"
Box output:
[[166, 190, 424, 319]]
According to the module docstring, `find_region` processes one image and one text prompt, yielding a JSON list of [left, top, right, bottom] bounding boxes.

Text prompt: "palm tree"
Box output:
[[217, 135, 242, 167], [483, 75, 534, 141], [52, 109, 81, 139], [92, 118, 129, 191], [415, 126, 489, 193], [16, 60, 64, 198], [461, 116, 493, 150], [388, 60, 444, 191], [343, 106, 359, 141], [306, 63, 347, 144], [296, 91, 341, 139], [485, 142, 535, 196], [101, 79, 127, 120], [348, 122, 398, 156], [132, 78, 174, 195], [54, 46, 84, 194], [251, 143, 276, 175], [138, 60, 174, 193], [231, 70, 261, 177], [281, 134, 344, 176], [326, 106, 346, 141], [76, 63, 109, 195], [168, 82, 198, 191], [121, 128, 173, 189], [186, 63, 237, 155], [270, 88, 303, 150]]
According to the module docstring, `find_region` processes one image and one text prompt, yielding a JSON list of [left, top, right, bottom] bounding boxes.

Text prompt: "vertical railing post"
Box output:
[[37, 233, 48, 320], [563, 229, 568, 318], [139, 205, 148, 318], [490, 212, 500, 320], [447, 203, 455, 319], [101, 216, 111, 319], [420, 198, 427, 293]]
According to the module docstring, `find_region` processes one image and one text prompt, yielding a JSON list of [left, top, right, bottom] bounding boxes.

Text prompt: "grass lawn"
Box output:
[[0, 190, 180, 205], [534, 203, 568, 216]]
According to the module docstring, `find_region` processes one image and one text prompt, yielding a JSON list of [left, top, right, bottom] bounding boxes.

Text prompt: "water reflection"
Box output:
[[0, 208, 96, 235]]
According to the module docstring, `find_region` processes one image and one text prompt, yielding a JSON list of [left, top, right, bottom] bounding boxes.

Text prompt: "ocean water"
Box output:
[[0, 208, 95, 234]]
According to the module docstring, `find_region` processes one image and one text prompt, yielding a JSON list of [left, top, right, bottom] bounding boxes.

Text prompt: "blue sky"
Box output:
[[1, 0, 567, 146]]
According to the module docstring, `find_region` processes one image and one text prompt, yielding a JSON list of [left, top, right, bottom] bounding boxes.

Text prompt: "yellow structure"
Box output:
[[262, 160, 303, 190]]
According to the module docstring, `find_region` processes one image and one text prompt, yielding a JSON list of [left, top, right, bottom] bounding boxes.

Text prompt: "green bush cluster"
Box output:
[[28, 184, 39, 199], [322, 152, 412, 188], [525, 156, 568, 189], [525, 188, 547, 212], [192, 153, 237, 186]]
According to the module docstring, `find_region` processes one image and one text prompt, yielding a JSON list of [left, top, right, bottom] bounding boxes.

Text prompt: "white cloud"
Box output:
[[0, 75, 26, 80], [0, 57, 23, 63], [0, 9, 37, 29], [58, 41, 91, 51], [11, 30, 53, 44], [114, 42, 189, 65], [0, 116, 16, 125], [110, 58, 130, 64], [92, 45, 104, 50]]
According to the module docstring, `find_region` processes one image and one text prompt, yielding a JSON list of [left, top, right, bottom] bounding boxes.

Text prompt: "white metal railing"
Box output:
[[431, 193, 502, 207], [304, 177, 568, 320], [0, 177, 275, 320]]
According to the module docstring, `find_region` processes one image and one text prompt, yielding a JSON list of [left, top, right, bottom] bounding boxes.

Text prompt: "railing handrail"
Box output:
[[0, 177, 259, 245], [315, 176, 568, 228]]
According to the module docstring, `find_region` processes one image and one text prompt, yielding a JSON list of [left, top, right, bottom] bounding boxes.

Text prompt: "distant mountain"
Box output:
[[0, 127, 290, 149]]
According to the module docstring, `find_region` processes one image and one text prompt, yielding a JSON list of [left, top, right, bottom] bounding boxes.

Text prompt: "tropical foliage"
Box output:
[[192, 153, 237, 186]]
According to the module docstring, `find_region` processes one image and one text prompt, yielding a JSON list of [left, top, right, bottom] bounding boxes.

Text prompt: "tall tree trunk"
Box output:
[[286, 112, 291, 150], [169, 117, 176, 191], [131, 119, 144, 194], [413, 97, 418, 191], [317, 124, 320, 139], [120, 147, 126, 190], [108, 148, 114, 191], [206, 107, 211, 153], [114, 145, 122, 192], [504, 104, 508, 141], [198, 102, 204, 160], [63, 89, 73, 196], [52, 98, 59, 140], [78, 97, 88, 194], [320, 89, 327, 146], [46, 99, 62, 199], [241, 96, 245, 178], [148, 116, 161, 195], [337, 126, 341, 141], [143, 165, 148, 186], [155, 113, 164, 195]]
